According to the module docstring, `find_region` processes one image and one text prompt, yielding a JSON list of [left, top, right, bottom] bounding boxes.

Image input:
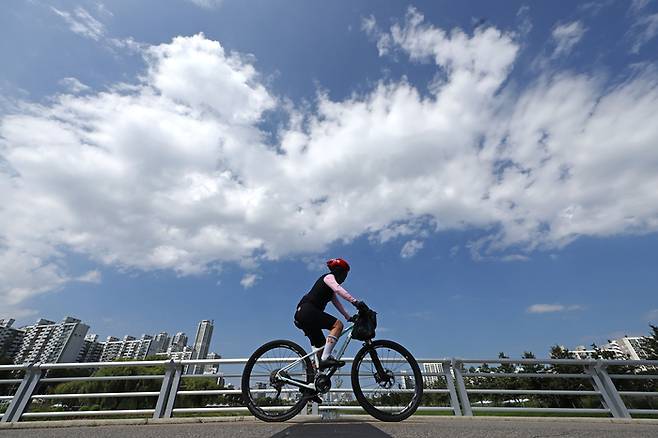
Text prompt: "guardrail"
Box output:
[[1, 357, 656, 422]]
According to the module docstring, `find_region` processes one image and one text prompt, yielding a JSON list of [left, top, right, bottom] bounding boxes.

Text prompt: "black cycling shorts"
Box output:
[[294, 302, 337, 348]]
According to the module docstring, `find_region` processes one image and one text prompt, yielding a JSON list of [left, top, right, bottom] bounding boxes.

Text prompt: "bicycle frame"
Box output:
[[275, 323, 355, 391]]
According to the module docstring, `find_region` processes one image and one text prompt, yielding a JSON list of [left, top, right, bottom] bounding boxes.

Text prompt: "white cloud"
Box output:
[[629, 13, 658, 53], [551, 21, 587, 58], [59, 77, 91, 94], [500, 254, 529, 262], [187, 0, 223, 9], [50, 5, 139, 54], [2, 7, 658, 308], [400, 240, 424, 259], [75, 270, 102, 284], [516, 5, 533, 37], [361, 15, 377, 35], [51, 7, 105, 41], [527, 304, 583, 314], [631, 0, 650, 14], [0, 305, 39, 320], [240, 273, 259, 289]]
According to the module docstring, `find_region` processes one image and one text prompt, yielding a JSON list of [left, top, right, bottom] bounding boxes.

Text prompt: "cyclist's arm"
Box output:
[[331, 295, 352, 320], [323, 274, 358, 304]]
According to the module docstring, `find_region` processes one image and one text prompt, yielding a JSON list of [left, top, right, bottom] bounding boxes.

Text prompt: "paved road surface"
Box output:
[[1, 418, 657, 438]]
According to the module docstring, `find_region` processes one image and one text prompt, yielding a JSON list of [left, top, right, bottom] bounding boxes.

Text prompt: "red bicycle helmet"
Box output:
[[326, 258, 350, 272]]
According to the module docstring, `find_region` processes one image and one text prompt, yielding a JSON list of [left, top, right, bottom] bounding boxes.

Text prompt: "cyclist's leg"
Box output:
[[322, 319, 343, 360], [294, 304, 327, 359], [294, 304, 342, 366]]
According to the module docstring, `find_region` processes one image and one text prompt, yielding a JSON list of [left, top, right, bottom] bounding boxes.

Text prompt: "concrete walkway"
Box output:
[[1, 416, 658, 437]]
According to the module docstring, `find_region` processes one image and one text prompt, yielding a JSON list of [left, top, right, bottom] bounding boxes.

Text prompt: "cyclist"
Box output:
[[294, 258, 367, 371]]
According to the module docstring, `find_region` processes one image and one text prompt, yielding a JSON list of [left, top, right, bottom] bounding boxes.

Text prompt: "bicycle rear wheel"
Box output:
[[241, 340, 313, 422], [351, 339, 423, 421]]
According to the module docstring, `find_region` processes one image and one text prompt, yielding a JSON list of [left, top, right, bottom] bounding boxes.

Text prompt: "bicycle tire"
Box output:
[[351, 339, 423, 422], [242, 339, 314, 422]]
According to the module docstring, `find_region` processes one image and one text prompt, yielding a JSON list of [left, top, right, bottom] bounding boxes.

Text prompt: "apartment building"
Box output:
[[100, 334, 156, 361], [189, 320, 214, 374], [77, 334, 105, 363], [13, 317, 89, 364], [0, 319, 25, 361], [422, 362, 444, 386]]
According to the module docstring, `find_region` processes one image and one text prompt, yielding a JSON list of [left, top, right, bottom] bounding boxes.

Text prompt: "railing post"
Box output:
[[585, 363, 627, 418], [442, 360, 462, 416], [163, 363, 183, 419], [153, 360, 176, 419], [593, 362, 630, 419], [1, 363, 42, 423], [451, 358, 472, 416]]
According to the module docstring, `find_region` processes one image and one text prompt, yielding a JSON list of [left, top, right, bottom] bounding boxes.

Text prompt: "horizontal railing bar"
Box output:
[[21, 358, 658, 371], [627, 409, 658, 414], [178, 390, 242, 395], [21, 409, 155, 418], [471, 407, 611, 413], [467, 389, 600, 395], [0, 379, 23, 384], [246, 372, 403, 378], [599, 359, 658, 366], [609, 374, 658, 380], [318, 406, 454, 411], [180, 374, 229, 379], [462, 372, 589, 379], [41, 375, 164, 383], [183, 388, 445, 395], [171, 406, 456, 414], [618, 391, 658, 397], [0, 395, 14, 400], [0, 364, 28, 371], [171, 407, 262, 413], [36, 361, 169, 369], [458, 358, 596, 365], [31, 391, 160, 399]]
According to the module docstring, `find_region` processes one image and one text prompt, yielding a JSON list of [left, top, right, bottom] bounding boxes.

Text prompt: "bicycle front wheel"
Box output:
[[351, 339, 423, 421], [241, 340, 313, 422]]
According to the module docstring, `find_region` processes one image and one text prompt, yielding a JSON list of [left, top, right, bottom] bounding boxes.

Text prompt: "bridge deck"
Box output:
[[1, 416, 657, 437]]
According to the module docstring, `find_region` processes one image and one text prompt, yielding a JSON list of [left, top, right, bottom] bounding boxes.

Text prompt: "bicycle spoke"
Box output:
[[354, 343, 421, 419], [244, 342, 311, 420]]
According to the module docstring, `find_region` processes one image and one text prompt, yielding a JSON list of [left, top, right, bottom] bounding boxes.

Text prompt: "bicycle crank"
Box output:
[[314, 374, 332, 394]]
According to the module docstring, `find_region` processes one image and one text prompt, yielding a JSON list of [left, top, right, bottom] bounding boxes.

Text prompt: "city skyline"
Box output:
[[0, 315, 217, 366], [1, 313, 654, 365]]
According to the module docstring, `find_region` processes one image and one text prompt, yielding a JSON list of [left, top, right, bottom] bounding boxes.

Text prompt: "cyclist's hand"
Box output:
[[348, 314, 358, 323], [354, 300, 369, 312]]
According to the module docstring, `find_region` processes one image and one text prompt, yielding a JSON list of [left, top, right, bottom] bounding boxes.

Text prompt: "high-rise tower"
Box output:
[[189, 320, 214, 374]]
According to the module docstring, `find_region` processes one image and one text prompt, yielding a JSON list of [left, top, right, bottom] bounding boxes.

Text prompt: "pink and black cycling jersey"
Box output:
[[298, 273, 357, 316]]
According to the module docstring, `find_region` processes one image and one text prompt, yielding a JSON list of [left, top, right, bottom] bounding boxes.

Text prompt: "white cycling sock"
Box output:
[[321, 335, 338, 360]]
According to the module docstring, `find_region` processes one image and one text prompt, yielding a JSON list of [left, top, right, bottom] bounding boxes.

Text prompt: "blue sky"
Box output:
[[1, 0, 658, 360]]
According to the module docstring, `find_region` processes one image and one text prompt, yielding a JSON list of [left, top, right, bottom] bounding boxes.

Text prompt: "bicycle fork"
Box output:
[[363, 340, 392, 386]]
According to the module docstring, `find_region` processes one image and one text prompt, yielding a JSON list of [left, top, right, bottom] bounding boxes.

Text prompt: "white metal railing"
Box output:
[[1, 357, 657, 422]]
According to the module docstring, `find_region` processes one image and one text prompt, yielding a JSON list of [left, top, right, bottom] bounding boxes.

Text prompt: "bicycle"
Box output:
[[241, 308, 423, 422]]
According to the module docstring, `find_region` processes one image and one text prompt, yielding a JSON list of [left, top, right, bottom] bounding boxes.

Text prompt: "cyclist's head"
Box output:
[[326, 258, 350, 283]]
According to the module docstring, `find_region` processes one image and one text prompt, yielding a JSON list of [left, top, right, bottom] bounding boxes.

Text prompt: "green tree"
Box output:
[[545, 345, 595, 409], [589, 343, 617, 360], [517, 351, 546, 407], [0, 356, 20, 397], [491, 353, 518, 406], [42, 359, 166, 412], [176, 376, 227, 408], [642, 325, 658, 359]]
